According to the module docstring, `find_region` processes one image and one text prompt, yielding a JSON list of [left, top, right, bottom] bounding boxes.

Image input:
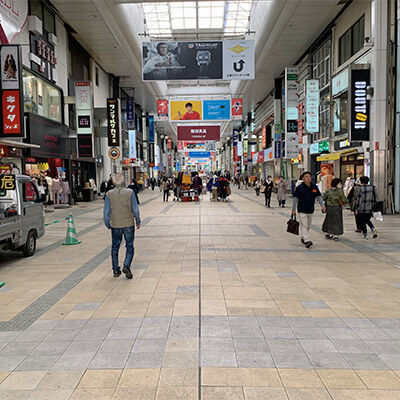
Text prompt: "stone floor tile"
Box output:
[[331, 339, 373, 354], [328, 388, 400, 400], [69, 388, 115, 400], [112, 318, 143, 329], [0, 332, 23, 343], [300, 301, 329, 310], [159, 368, 198, 387], [165, 338, 198, 352], [27, 389, 73, 400], [163, 351, 198, 367], [98, 340, 134, 354], [343, 353, 390, 370], [370, 318, 400, 329], [317, 369, 366, 389], [286, 388, 333, 400], [237, 351, 275, 367], [202, 386, 245, 400], [201, 337, 235, 352], [15, 354, 60, 371], [36, 370, 84, 390], [113, 387, 157, 400], [156, 386, 197, 400], [75, 328, 111, 341], [267, 339, 303, 353], [353, 328, 391, 340], [125, 351, 164, 368], [26, 320, 61, 331], [84, 318, 116, 330], [314, 318, 347, 328], [273, 352, 313, 369], [364, 340, 400, 354], [0, 389, 32, 399], [0, 355, 26, 371], [201, 325, 231, 338], [308, 353, 350, 369], [118, 368, 160, 388], [51, 353, 94, 370], [30, 341, 71, 356], [285, 318, 317, 327], [89, 352, 129, 370], [299, 339, 338, 353], [64, 340, 102, 355], [356, 370, 400, 390], [322, 328, 359, 340], [278, 368, 324, 388], [234, 338, 268, 352], [292, 327, 327, 339], [44, 329, 80, 342], [261, 326, 295, 339], [132, 339, 167, 353], [379, 354, 400, 369], [12, 331, 51, 343], [0, 371, 47, 390], [244, 387, 289, 400], [200, 351, 237, 367], [54, 320, 88, 330], [342, 318, 376, 329], [78, 369, 122, 389], [383, 329, 400, 340], [137, 326, 169, 339], [73, 303, 101, 311], [0, 342, 38, 357]]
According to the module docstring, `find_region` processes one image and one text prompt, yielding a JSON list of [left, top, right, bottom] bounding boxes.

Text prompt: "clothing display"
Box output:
[[182, 172, 192, 185]]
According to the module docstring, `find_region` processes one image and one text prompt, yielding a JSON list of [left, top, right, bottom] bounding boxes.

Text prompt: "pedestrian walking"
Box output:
[[264, 176, 274, 207], [150, 178, 155, 191], [355, 176, 378, 239], [277, 176, 287, 207], [128, 179, 140, 205], [254, 178, 261, 196], [322, 178, 348, 241], [348, 178, 362, 232], [103, 174, 141, 279], [160, 177, 169, 202], [292, 171, 326, 248]]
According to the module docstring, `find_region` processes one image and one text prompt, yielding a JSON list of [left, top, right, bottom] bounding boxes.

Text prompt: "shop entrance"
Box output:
[[340, 155, 364, 179]]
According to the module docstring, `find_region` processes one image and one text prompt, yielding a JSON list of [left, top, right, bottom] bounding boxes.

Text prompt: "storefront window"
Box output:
[[312, 40, 331, 90], [23, 70, 62, 123]]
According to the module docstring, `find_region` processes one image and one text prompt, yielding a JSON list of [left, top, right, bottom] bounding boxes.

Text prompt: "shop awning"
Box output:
[[316, 153, 340, 161], [0, 140, 40, 149]]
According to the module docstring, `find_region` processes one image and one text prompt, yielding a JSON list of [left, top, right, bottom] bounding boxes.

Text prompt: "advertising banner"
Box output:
[[243, 139, 248, 157], [188, 151, 211, 159], [177, 125, 220, 141], [223, 40, 255, 80], [1, 46, 20, 90], [142, 41, 222, 81], [233, 129, 239, 146], [0, 1, 28, 44], [149, 143, 155, 167], [231, 98, 243, 120], [77, 134, 93, 158], [264, 148, 273, 161], [167, 138, 172, 150], [75, 82, 92, 110], [128, 130, 136, 160], [148, 115, 154, 143], [203, 99, 230, 120], [285, 67, 299, 158], [305, 80, 319, 132], [127, 98, 135, 128], [2, 90, 22, 135], [262, 125, 267, 149], [238, 141, 243, 157], [274, 140, 281, 159], [170, 100, 202, 121], [157, 99, 168, 120], [349, 67, 370, 142], [205, 141, 216, 151], [186, 142, 205, 150], [257, 151, 264, 164], [107, 98, 120, 147]]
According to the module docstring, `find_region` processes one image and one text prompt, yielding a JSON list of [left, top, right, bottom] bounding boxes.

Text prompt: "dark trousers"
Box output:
[[163, 190, 169, 201], [360, 212, 375, 235], [355, 212, 362, 230], [265, 192, 271, 207], [111, 226, 134, 271], [279, 200, 286, 207]]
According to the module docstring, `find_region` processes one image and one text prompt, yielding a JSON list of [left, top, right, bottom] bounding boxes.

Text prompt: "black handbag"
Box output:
[[287, 215, 299, 236]]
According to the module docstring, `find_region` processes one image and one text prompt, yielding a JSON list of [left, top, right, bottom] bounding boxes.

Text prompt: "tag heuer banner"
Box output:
[[142, 40, 254, 81]]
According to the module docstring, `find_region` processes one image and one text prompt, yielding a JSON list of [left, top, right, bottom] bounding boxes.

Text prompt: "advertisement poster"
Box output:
[[127, 98, 135, 128], [321, 163, 334, 192], [177, 125, 220, 141], [205, 141, 216, 151], [148, 115, 154, 143], [1, 46, 20, 90], [285, 67, 299, 158], [77, 134, 93, 158], [107, 98, 120, 147], [75, 82, 92, 110], [167, 138, 172, 150], [142, 41, 222, 81], [231, 98, 243, 120], [128, 130, 136, 160], [223, 40, 255, 80], [305, 80, 319, 133], [203, 100, 230, 120], [157, 100, 168, 120], [170, 100, 202, 121], [0, 1, 28, 44]]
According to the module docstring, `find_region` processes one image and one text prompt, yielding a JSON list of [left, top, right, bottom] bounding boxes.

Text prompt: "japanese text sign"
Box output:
[[2, 90, 21, 135], [0, 174, 15, 190], [107, 98, 120, 147]]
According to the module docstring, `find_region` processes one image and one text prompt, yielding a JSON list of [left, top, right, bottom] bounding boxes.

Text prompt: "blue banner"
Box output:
[[203, 100, 231, 120], [148, 115, 154, 143], [188, 151, 211, 159], [127, 98, 135, 129], [233, 129, 239, 146], [274, 141, 281, 159]]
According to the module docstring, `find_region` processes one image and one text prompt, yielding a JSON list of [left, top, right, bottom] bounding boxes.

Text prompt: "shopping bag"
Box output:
[[372, 211, 383, 222], [287, 215, 299, 235], [260, 185, 266, 194]]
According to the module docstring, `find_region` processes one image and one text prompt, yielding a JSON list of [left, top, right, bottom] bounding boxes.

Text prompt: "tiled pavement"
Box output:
[[0, 188, 400, 399]]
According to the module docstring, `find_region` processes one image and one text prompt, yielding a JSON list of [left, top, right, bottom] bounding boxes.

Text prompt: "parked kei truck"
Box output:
[[0, 175, 45, 257]]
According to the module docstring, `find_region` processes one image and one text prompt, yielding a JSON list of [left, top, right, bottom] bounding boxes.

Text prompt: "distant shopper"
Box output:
[[106, 174, 115, 193], [160, 177, 169, 202], [254, 178, 261, 196], [292, 171, 326, 248], [355, 176, 378, 239], [348, 178, 362, 232], [277, 176, 287, 207], [103, 174, 141, 279], [322, 178, 348, 241], [264, 176, 274, 207], [137, 177, 144, 192], [150, 178, 155, 191], [128, 179, 140, 205]]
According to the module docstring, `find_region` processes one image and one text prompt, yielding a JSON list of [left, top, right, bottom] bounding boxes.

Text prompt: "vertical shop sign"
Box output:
[[75, 81, 93, 135], [305, 80, 319, 132], [128, 130, 136, 160], [167, 138, 172, 150], [77, 134, 93, 158], [148, 115, 155, 143], [232, 129, 239, 146], [0, 45, 24, 137], [231, 98, 243, 120], [157, 100, 168, 120], [349, 67, 370, 141], [127, 98, 135, 129], [149, 143, 155, 167], [107, 98, 120, 147], [285, 67, 299, 159], [262, 125, 267, 149], [237, 141, 243, 157], [243, 139, 248, 157]]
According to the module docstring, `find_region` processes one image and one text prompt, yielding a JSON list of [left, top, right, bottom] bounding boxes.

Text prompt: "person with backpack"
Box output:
[[355, 176, 378, 239]]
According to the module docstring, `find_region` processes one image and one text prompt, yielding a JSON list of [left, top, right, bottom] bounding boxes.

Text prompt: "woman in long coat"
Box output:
[[276, 176, 287, 207]]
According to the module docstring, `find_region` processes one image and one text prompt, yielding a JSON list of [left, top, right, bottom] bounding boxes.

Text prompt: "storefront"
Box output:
[[0, 144, 23, 175]]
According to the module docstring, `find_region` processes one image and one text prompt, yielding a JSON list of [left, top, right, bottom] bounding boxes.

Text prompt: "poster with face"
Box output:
[[320, 163, 334, 192]]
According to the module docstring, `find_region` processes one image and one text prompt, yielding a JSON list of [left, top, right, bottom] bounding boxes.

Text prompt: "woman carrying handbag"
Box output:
[[322, 178, 348, 241]]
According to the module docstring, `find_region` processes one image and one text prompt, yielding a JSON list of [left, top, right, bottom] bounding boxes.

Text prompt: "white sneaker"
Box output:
[[363, 234, 369, 240]]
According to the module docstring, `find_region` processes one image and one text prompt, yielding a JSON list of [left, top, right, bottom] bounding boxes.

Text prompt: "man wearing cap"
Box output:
[[292, 171, 326, 248], [103, 174, 141, 278]]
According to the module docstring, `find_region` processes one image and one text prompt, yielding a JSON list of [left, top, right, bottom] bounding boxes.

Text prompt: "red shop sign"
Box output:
[[2, 90, 22, 135], [231, 98, 243, 120], [177, 125, 220, 141]]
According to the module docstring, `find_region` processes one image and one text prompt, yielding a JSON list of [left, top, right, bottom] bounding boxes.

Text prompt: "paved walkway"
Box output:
[[0, 187, 400, 399]]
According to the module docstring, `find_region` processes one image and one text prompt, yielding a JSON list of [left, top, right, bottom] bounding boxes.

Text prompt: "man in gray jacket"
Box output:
[[103, 174, 141, 278]]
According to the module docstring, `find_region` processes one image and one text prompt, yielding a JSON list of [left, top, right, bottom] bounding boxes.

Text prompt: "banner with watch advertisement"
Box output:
[[142, 40, 254, 81], [107, 98, 120, 147], [157, 100, 168, 121], [0, 45, 24, 137]]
